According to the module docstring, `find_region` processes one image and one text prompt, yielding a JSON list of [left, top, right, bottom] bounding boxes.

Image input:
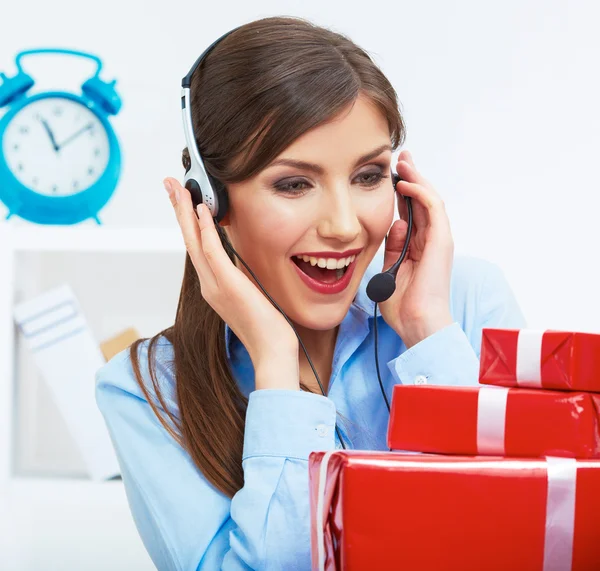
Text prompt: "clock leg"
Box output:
[[92, 214, 102, 225]]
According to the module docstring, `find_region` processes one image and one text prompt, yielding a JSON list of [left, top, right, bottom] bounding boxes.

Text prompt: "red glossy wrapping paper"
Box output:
[[479, 328, 600, 392], [309, 451, 600, 571], [387, 385, 600, 458]]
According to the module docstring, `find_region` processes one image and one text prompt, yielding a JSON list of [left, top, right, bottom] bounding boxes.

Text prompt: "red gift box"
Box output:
[[479, 328, 600, 392], [309, 451, 600, 571], [387, 385, 600, 459]]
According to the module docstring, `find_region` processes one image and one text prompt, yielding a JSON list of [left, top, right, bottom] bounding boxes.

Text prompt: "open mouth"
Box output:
[[292, 254, 356, 284], [290, 252, 360, 295]]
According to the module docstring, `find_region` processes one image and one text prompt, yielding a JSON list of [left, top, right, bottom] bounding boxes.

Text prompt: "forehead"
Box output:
[[230, 94, 391, 177], [281, 95, 390, 157]]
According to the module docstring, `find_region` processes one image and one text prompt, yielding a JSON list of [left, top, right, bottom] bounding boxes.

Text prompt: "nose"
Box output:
[[316, 186, 361, 244]]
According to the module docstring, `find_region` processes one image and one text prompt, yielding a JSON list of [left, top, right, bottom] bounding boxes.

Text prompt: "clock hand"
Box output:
[[56, 122, 94, 150], [40, 118, 60, 152]]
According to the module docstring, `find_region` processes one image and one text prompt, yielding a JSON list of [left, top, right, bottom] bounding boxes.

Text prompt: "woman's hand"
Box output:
[[377, 151, 455, 349], [164, 177, 300, 391]]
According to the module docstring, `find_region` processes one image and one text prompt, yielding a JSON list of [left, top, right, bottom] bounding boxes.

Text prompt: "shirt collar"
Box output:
[[223, 247, 384, 360]]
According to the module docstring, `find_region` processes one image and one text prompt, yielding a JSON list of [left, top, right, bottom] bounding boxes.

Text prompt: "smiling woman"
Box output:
[[95, 15, 527, 571], [222, 94, 395, 332]]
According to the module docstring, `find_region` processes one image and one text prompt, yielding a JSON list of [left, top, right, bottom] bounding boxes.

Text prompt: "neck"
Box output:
[[293, 323, 339, 395]]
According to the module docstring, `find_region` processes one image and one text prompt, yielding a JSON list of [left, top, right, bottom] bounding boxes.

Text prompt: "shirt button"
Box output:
[[414, 375, 428, 385], [316, 424, 329, 437]]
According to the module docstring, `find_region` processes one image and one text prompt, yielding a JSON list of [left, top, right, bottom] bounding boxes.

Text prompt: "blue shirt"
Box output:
[[95, 252, 527, 570]]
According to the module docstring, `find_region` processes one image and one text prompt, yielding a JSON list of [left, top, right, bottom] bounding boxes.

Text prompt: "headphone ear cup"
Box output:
[[209, 174, 229, 223], [185, 179, 203, 210]]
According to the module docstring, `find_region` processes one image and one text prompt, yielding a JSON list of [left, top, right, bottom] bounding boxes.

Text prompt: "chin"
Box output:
[[282, 276, 365, 331], [287, 302, 352, 331], [277, 255, 371, 329]]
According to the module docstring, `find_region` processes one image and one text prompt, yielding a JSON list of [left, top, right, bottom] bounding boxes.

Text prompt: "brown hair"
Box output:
[[129, 16, 406, 498]]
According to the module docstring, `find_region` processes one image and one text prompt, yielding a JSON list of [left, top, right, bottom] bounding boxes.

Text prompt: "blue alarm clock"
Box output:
[[0, 48, 122, 225]]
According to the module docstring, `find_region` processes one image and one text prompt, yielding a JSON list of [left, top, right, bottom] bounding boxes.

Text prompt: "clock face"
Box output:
[[2, 97, 110, 196]]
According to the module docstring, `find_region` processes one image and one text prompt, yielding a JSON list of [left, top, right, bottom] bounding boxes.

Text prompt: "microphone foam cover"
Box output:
[[366, 272, 396, 303]]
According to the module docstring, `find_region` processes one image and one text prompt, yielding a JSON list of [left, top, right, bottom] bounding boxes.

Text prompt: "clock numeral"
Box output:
[[19, 126, 29, 135], [87, 167, 94, 176], [13, 144, 19, 151], [53, 106, 63, 117], [94, 148, 101, 157], [51, 185, 59, 194], [73, 181, 79, 190], [17, 163, 23, 172], [32, 177, 38, 185]]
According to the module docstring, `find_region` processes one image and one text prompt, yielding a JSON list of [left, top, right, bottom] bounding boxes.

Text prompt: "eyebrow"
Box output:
[[266, 143, 392, 174]]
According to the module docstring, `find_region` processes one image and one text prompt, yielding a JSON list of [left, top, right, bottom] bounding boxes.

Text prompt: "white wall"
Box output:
[[1, 0, 599, 568], [4, 0, 597, 330]]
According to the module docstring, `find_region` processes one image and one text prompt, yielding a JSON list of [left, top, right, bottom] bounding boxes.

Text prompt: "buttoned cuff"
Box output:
[[387, 322, 480, 387], [243, 390, 337, 461]]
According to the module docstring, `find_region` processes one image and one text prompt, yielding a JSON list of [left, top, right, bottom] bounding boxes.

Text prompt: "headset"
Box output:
[[181, 27, 414, 449]]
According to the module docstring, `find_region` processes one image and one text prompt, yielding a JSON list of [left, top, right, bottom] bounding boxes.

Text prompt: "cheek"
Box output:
[[228, 198, 308, 259], [358, 190, 395, 242]]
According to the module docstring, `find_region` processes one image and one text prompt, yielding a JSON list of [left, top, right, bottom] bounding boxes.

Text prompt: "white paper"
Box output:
[[14, 283, 120, 481]]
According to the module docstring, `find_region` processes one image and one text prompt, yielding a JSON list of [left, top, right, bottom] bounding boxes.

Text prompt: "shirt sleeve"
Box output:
[[386, 259, 527, 387], [96, 346, 336, 571]]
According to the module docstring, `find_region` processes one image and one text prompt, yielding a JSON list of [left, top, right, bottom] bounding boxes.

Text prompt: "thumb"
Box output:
[[383, 219, 409, 270]]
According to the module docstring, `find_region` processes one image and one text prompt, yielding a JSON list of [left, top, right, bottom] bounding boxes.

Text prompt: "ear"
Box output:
[[218, 212, 231, 226]]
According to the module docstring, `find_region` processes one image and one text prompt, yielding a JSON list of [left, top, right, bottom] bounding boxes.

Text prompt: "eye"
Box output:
[[355, 169, 388, 188], [273, 179, 311, 194], [271, 166, 389, 195]]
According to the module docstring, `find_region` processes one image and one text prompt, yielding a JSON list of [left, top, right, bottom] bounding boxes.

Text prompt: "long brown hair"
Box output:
[[130, 16, 406, 498]]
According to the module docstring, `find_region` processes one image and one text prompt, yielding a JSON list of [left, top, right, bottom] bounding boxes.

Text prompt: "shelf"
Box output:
[[0, 224, 185, 253]]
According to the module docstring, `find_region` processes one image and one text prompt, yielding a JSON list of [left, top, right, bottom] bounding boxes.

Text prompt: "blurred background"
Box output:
[[1, 0, 599, 569]]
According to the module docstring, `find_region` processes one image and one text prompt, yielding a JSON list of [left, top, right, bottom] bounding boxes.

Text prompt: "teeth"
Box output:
[[295, 254, 358, 269]]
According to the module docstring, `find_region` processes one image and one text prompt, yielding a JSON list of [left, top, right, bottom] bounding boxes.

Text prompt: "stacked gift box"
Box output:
[[309, 328, 600, 570]]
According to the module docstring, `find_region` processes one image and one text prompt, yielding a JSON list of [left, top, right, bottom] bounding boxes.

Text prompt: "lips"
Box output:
[[291, 253, 359, 295]]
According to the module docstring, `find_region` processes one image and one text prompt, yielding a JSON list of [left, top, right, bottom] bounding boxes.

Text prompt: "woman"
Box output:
[[96, 15, 526, 570]]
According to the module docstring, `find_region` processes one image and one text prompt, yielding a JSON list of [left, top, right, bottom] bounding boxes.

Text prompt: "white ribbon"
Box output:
[[316, 450, 335, 571], [476, 386, 509, 455], [543, 456, 577, 571], [516, 329, 546, 388]]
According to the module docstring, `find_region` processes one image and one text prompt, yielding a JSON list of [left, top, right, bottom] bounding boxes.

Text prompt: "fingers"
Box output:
[[195, 201, 237, 280], [396, 179, 444, 212], [394, 152, 451, 250], [164, 177, 216, 290], [398, 149, 416, 167], [165, 177, 242, 295], [394, 152, 445, 218], [383, 219, 409, 269], [396, 156, 431, 191], [397, 192, 410, 222]]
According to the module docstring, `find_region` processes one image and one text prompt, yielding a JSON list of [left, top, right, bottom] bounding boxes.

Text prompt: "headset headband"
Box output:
[[180, 26, 243, 220]]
